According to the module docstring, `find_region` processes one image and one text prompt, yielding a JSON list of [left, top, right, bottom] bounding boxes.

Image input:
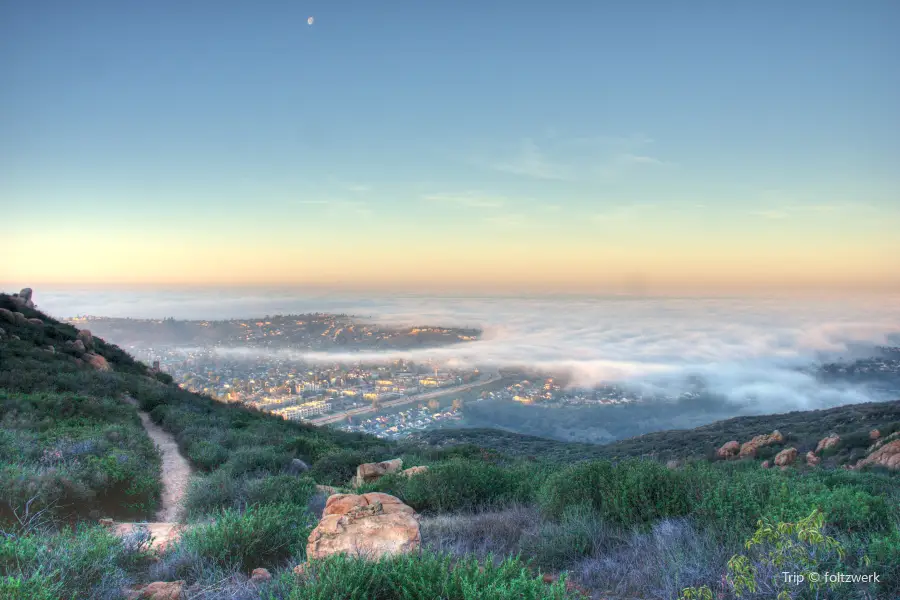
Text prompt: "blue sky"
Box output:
[[2, 1, 898, 290]]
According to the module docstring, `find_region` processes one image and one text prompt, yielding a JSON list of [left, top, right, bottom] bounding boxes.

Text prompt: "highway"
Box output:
[[307, 370, 502, 426]]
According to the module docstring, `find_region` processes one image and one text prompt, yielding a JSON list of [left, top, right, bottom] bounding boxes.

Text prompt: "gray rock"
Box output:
[[68, 339, 86, 354], [287, 458, 310, 475], [76, 329, 93, 349]]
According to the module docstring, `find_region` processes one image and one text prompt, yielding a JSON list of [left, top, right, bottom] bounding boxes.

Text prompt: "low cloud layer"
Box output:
[[36, 289, 900, 413]]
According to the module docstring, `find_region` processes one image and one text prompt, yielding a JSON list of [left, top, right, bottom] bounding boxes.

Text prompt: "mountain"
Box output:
[[2, 291, 898, 600]]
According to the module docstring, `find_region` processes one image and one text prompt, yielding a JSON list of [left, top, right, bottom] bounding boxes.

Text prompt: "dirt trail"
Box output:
[[124, 397, 192, 522]]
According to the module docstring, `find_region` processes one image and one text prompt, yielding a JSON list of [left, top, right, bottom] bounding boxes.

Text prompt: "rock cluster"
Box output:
[[306, 492, 420, 561], [851, 434, 900, 470], [123, 580, 184, 600], [400, 465, 429, 478], [60, 328, 110, 371], [9, 287, 34, 309], [739, 430, 784, 458]]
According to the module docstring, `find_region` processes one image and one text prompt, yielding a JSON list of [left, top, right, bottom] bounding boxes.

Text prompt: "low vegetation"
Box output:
[[2, 293, 899, 599]]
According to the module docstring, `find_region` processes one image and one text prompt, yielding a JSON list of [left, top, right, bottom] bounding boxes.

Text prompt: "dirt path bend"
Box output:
[[124, 397, 192, 522]]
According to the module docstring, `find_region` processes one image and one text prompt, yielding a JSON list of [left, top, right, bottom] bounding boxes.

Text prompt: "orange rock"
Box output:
[[774, 447, 797, 467], [135, 580, 185, 600], [806, 451, 821, 467], [815, 435, 840, 453], [83, 352, 111, 371], [853, 439, 900, 470], [353, 458, 403, 486], [400, 465, 429, 477], [716, 441, 740, 459], [739, 430, 784, 458], [250, 567, 272, 583], [307, 493, 420, 560]]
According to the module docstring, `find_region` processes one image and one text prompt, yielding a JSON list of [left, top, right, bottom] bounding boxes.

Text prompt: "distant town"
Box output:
[[63, 315, 900, 439]]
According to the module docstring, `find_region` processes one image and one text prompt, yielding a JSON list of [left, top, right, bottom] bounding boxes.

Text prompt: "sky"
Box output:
[[2, 1, 899, 293]]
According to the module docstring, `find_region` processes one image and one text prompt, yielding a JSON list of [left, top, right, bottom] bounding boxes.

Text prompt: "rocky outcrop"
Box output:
[[400, 465, 429, 478], [774, 447, 797, 467], [0, 308, 13, 323], [68, 339, 86, 354], [870, 429, 881, 441], [353, 458, 403, 486], [250, 568, 272, 584], [815, 434, 840, 453], [76, 329, 94, 349], [12, 312, 27, 326], [9, 288, 35, 309], [307, 492, 420, 560], [852, 439, 900, 470], [84, 352, 111, 371], [716, 441, 740, 459], [739, 430, 784, 458], [806, 451, 821, 467]]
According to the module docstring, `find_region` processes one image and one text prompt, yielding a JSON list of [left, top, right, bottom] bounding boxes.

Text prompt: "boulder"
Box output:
[[12, 312, 28, 326], [716, 441, 740, 459], [287, 458, 310, 475], [17, 287, 34, 307], [774, 447, 797, 467], [761, 460, 771, 469], [76, 329, 94, 349], [400, 465, 429, 478], [806, 451, 821, 467], [354, 458, 403, 486], [250, 567, 272, 584], [665, 460, 681, 470], [815, 434, 840, 454], [45, 345, 55, 354], [131, 581, 185, 600], [27, 317, 43, 326], [68, 339, 86, 354], [0, 307, 14, 323], [83, 352, 111, 371], [307, 492, 420, 560], [870, 429, 881, 441], [852, 439, 900, 470], [739, 430, 784, 458]]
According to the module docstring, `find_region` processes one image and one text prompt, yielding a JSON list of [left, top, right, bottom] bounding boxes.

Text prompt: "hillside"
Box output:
[[2, 291, 899, 600], [414, 400, 900, 465]]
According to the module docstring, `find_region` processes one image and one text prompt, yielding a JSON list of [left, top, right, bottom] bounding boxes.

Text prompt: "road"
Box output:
[[307, 370, 502, 426]]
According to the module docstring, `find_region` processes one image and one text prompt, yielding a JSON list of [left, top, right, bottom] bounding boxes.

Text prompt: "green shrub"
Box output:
[[309, 449, 373, 487], [176, 503, 312, 573], [186, 440, 229, 471], [288, 551, 571, 599], [224, 447, 292, 476], [364, 458, 544, 514], [538, 459, 692, 525]]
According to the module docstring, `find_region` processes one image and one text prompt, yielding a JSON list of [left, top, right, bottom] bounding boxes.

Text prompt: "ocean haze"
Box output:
[[25, 288, 900, 415]]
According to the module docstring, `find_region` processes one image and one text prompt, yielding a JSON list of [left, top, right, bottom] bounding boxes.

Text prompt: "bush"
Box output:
[[184, 471, 317, 518], [174, 503, 313, 573], [309, 449, 373, 487], [288, 551, 571, 599], [537, 459, 692, 525], [186, 440, 229, 471], [224, 447, 292, 476], [364, 458, 545, 514]]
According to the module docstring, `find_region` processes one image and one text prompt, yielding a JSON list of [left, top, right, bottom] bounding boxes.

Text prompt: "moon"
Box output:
[[307, 16, 314, 25]]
